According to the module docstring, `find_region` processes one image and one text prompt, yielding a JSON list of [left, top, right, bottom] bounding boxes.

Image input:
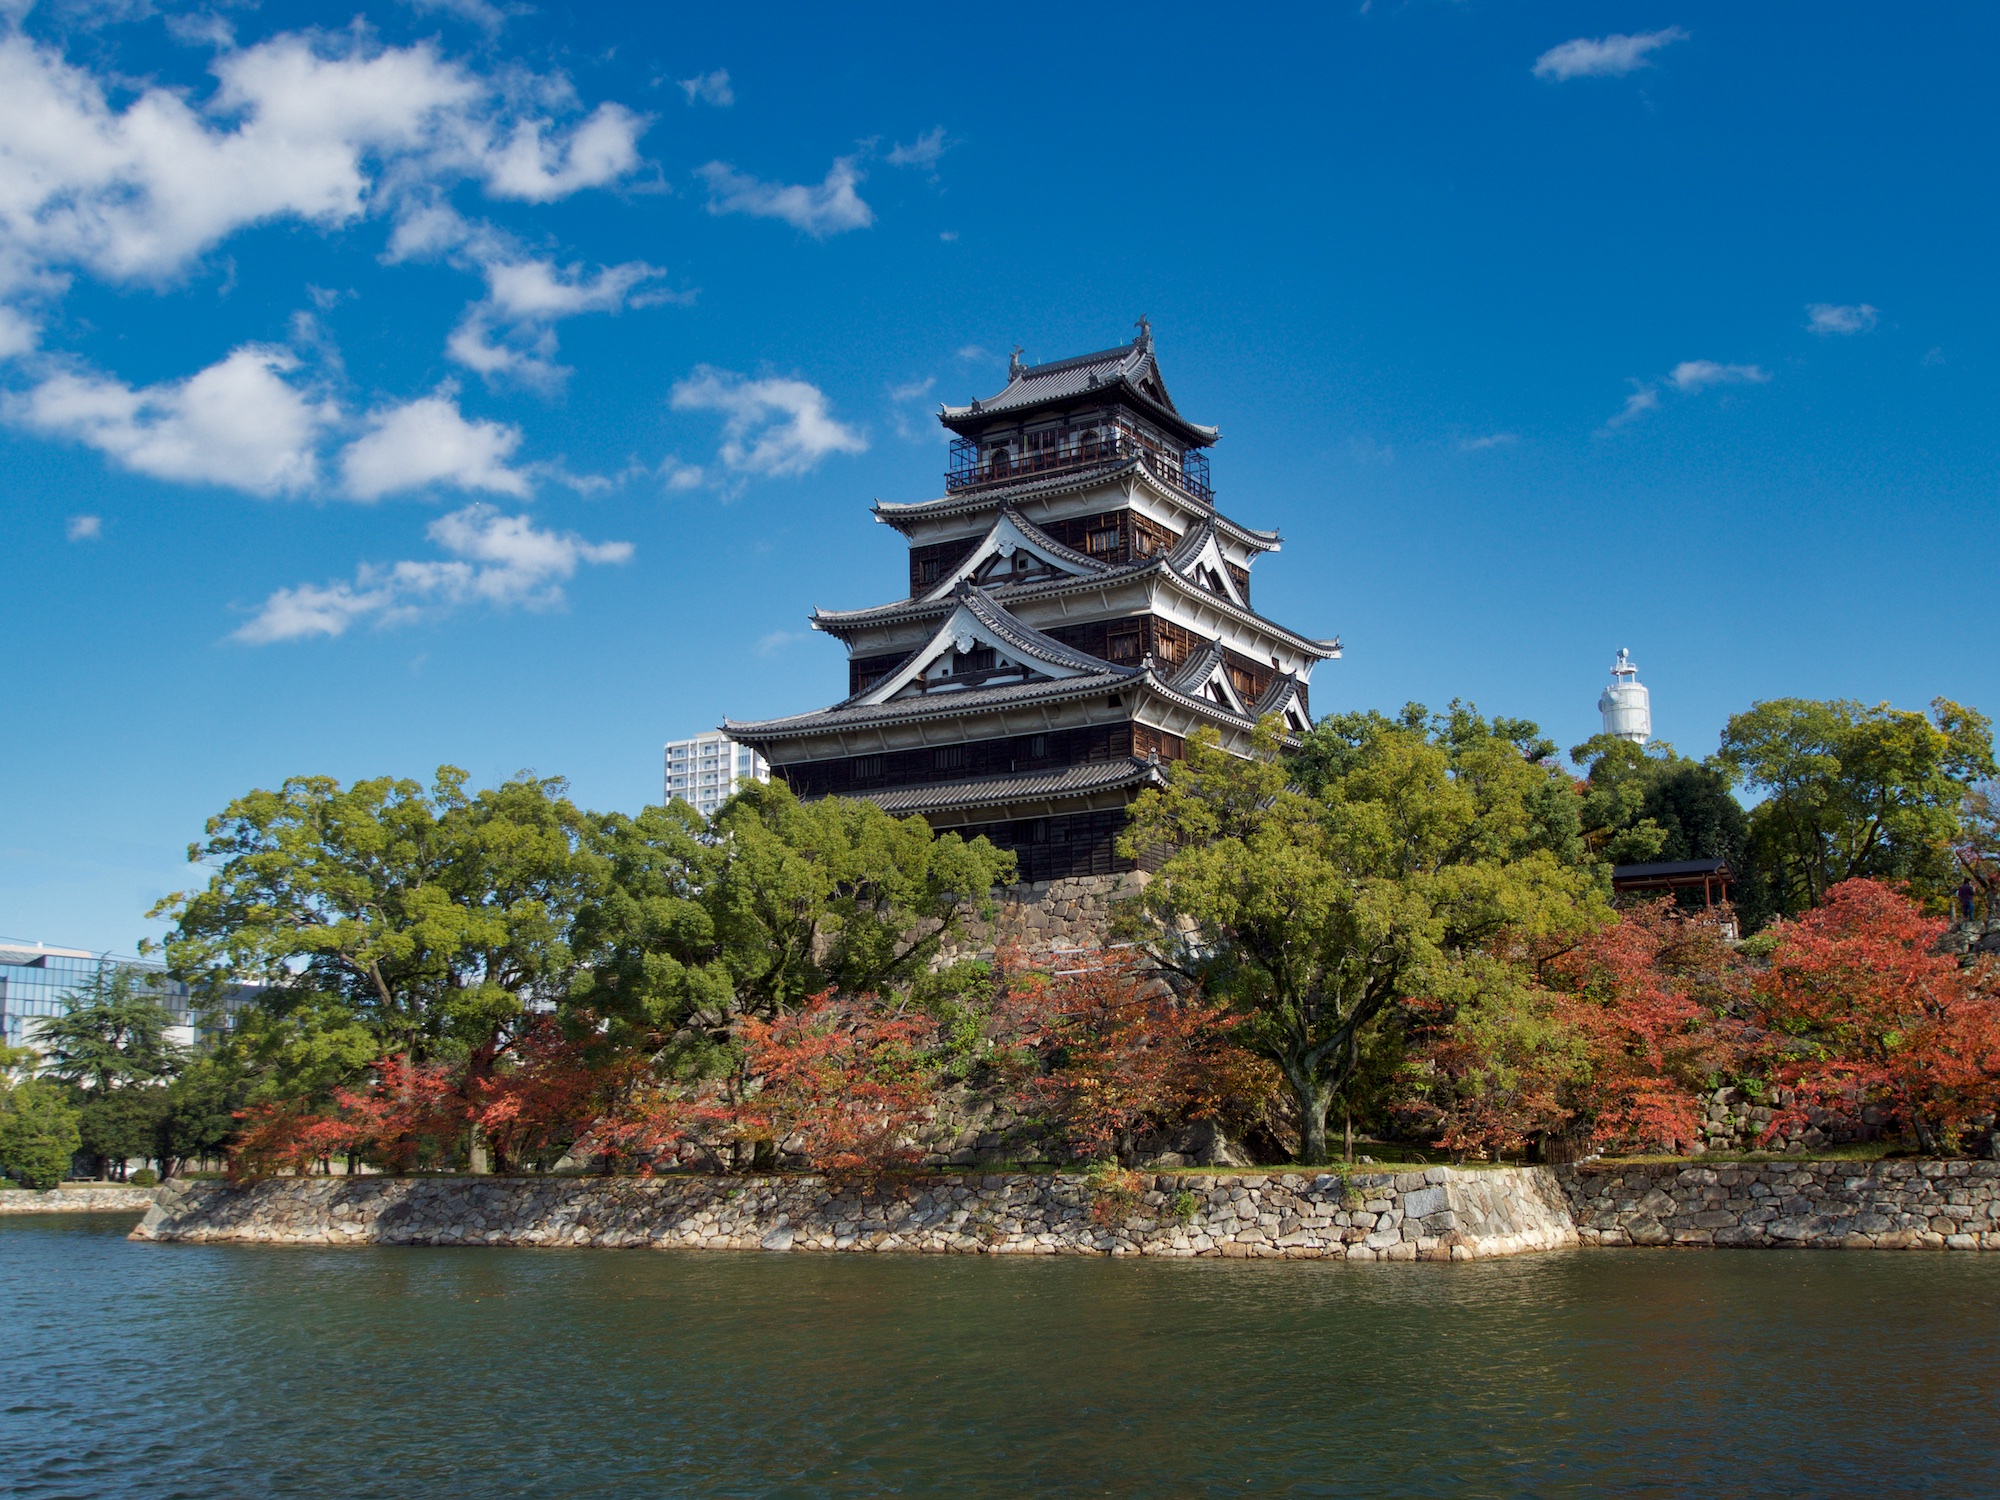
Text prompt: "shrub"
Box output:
[[129, 1167, 160, 1188], [1084, 1161, 1146, 1226], [0, 1079, 83, 1192]]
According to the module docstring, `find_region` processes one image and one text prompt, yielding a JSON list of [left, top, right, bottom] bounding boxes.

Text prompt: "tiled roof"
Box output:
[[1252, 671, 1306, 717], [812, 558, 1340, 662], [871, 458, 1282, 552], [955, 583, 1115, 675], [1166, 637, 1226, 695], [938, 334, 1218, 447], [724, 665, 1141, 742], [848, 758, 1165, 816]]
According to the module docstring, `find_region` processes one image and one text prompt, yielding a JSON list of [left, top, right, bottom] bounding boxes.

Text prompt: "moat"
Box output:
[[6, 1212, 1998, 1496]]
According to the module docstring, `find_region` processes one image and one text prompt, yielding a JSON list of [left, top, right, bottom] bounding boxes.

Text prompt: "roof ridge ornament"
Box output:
[[1009, 345, 1023, 378], [1135, 315, 1152, 348]]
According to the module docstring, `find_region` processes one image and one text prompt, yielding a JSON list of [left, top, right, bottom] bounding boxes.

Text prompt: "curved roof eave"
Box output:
[[872, 461, 1281, 552], [813, 560, 1339, 661]]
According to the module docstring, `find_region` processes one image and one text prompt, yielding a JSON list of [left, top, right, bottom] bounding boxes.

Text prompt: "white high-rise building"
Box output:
[[1598, 648, 1652, 745], [664, 730, 770, 818]]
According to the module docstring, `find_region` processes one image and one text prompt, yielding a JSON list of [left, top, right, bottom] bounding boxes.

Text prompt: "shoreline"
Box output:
[[123, 1158, 2000, 1257]]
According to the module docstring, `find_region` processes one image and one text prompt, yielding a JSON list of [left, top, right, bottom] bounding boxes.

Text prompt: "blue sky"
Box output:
[[3, 1, 1995, 953]]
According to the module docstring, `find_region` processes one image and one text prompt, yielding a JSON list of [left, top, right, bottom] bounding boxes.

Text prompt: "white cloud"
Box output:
[[1806, 303, 1879, 336], [0, 28, 648, 310], [1668, 360, 1771, 393], [1461, 432, 1517, 451], [0, 305, 37, 359], [234, 502, 631, 642], [886, 127, 948, 171], [670, 367, 867, 479], [1607, 361, 1771, 427], [401, 0, 517, 34], [678, 69, 733, 106], [384, 200, 670, 385], [754, 629, 803, 656], [887, 376, 935, 403], [954, 344, 990, 362], [1607, 384, 1660, 428], [66, 514, 102, 541], [10, 344, 329, 494], [449, 253, 667, 384], [339, 391, 530, 500], [1534, 28, 1688, 82], [697, 156, 873, 236]]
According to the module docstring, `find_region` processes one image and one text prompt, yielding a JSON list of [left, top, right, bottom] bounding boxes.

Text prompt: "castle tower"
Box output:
[[1599, 648, 1652, 744], [724, 328, 1341, 880]]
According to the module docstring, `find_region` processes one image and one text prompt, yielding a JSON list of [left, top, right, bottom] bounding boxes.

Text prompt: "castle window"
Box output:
[[1107, 629, 1141, 662], [919, 558, 942, 586], [1028, 734, 1047, 758], [933, 746, 964, 771], [1086, 527, 1120, 556], [853, 756, 882, 781]]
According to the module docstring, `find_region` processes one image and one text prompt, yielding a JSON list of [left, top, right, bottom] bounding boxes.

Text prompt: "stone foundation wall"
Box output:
[[936, 872, 1144, 964], [133, 1165, 1578, 1261], [0, 1184, 159, 1213], [1556, 1160, 2000, 1249]]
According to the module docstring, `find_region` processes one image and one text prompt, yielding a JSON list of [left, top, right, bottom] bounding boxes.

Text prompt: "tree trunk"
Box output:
[[1294, 1075, 1333, 1165]]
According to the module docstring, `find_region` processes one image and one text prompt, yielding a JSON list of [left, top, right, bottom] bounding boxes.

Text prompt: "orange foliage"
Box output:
[[1545, 903, 1750, 1153], [1750, 878, 2000, 1151], [995, 950, 1272, 1162]]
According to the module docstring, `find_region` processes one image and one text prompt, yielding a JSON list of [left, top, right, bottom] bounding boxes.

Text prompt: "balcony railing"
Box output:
[[946, 428, 1212, 505]]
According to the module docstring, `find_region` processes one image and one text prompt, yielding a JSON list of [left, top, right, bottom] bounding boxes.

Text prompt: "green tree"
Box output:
[[78, 1088, 170, 1180], [575, 781, 1015, 1055], [1716, 698, 1995, 915], [156, 1056, 252, 1175], [153, 767, 606, 1118], [35, 964, 183, 1094], [1126, 710, 1608, 1164], [1570, 734, 1770, 928], [0, 1078, 83, 1191]]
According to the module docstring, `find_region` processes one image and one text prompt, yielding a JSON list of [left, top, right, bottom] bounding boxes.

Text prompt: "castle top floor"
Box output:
[[938, 323, 1216, 508]]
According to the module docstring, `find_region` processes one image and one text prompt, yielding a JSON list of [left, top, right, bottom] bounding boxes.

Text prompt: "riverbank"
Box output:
[[128, 1158, 2000, 1256], [0, 1184, 159, 1214], [133, 1166, 1577, 1259]]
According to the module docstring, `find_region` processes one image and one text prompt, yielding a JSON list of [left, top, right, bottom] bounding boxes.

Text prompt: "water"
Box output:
[[4, 1213, 1998, 1497]]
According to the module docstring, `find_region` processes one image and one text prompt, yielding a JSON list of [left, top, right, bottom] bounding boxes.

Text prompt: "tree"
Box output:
[[993, 950, 1272, 1163], [1717, 698, 1995, 915], [1958, 781, 2000, 918], [78, 1088, 171, 1180], [35, 964, 182, 1094], [1570, 734, 1769, 928], [1126, 709, 1608, 1164], [0, 1078, 83, 1191], [156, 1057, 251, 1176], [1750, 878, 2000, 1153], [574, 781, 1014, 1062], [152, 767, 607, 1155]]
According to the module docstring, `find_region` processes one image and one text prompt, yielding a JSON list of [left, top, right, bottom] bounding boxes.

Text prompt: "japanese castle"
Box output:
[[725, 325, 1340, 882]]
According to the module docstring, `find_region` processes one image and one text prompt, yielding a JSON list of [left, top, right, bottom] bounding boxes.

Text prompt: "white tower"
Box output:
[[1598, 648, 1651, 745]]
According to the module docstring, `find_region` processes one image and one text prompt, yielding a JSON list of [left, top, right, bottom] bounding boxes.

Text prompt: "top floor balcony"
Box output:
[[946, 423, 1212, 505]]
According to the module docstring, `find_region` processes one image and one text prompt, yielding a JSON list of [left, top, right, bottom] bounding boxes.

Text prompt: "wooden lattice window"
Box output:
[[1086, 527, 1121, 556]]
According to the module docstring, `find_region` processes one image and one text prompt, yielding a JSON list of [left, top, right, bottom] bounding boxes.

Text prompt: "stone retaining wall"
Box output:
[[132, 1166, 1578, 1261], [935, 873, 1143, 964], [1556, 1160, 2000, 1249], [0, 1184, 159, 1213]]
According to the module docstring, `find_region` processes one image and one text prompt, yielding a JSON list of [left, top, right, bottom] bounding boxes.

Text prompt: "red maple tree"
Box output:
[[994, 950, 1270, 1162], [1751, 878, 2000, 1152]]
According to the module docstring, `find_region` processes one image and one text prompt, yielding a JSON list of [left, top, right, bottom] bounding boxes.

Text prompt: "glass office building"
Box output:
[[0, 941, 256, 1052]]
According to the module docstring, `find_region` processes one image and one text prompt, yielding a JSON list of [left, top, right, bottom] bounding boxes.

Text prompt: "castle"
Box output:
[[725, 326, 1339, 880]]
